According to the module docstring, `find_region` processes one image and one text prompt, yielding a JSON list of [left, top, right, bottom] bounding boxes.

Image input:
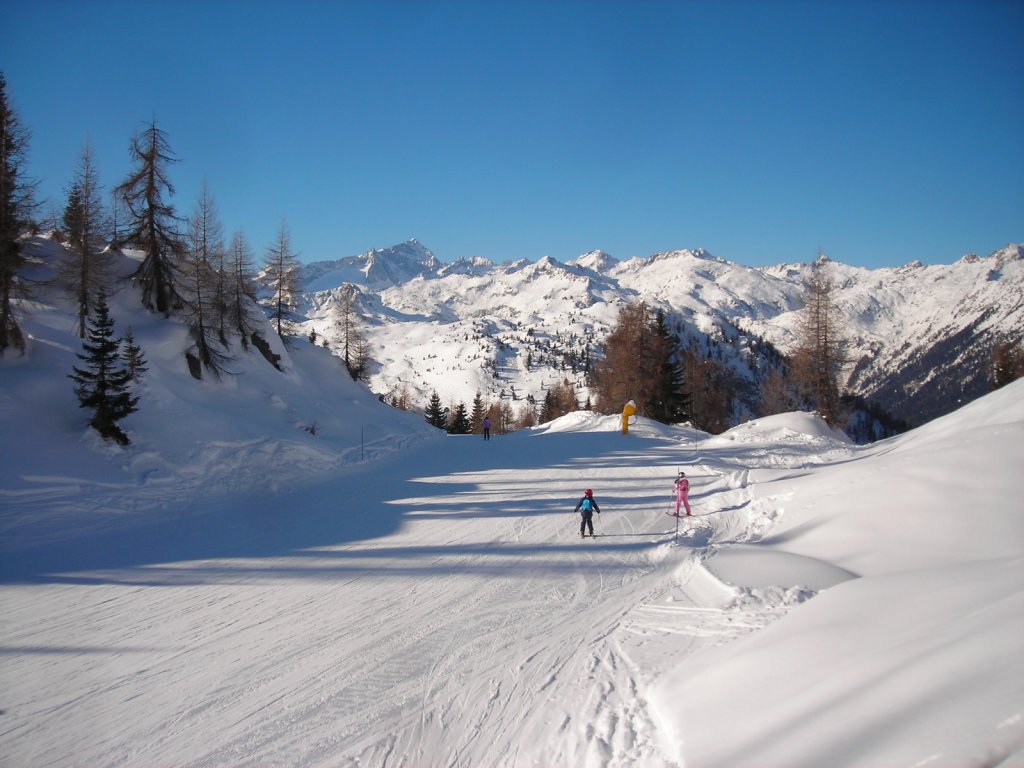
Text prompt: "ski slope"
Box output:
[[3, 380, 1023, 766]]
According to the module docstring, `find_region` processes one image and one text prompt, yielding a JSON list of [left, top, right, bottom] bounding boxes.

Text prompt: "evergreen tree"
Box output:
[[115, 120, 185, 316], [424, 390, 447, 430], [649, 309, 690, 423], [448, 401, 471, 434], [59, 141, 111, 338], [470, 391, 486, 434], [121, 325, 148, 381], [0, 73, 36, 355], [261, 220, 301, 338], [68, 290, 138, 445]]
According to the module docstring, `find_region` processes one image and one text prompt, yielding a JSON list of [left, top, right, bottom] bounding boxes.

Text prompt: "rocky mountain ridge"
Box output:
[[299, 241, 1024, 429]]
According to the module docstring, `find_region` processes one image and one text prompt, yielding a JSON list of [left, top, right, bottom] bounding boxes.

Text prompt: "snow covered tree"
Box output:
[[115, 120, 184, 315], [0, 73, 36, 356], [792, 261, 847, 425], [68, 290, 138, 445], [59, 141, 111, 338], [261, 220, 301, 338], [424, 390, 447, 430]]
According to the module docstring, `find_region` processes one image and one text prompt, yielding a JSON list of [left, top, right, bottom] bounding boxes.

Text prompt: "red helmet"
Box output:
[[585, 489, 593, 496]]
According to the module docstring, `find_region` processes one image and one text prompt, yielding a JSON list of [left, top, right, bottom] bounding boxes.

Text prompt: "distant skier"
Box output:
[[482, 417, 492, 441], [673, 471, 692, 517], [574, 488, 601, 537]]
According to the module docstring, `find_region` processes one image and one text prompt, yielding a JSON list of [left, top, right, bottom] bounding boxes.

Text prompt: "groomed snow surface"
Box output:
[[2, 262, 1023, 766]]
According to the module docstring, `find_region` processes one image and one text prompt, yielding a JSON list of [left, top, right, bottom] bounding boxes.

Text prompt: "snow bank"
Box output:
[[651, 379, 1024, 767]]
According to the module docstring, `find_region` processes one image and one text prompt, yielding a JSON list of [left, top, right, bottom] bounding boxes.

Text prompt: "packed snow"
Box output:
[[2, 251, 1023, 766]]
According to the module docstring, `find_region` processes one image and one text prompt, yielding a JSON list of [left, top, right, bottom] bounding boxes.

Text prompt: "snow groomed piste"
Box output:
[[3, 379, 1023, 766]]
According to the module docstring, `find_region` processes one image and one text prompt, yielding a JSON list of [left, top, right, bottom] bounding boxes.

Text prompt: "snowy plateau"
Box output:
[[1, 237, 1023, 767], [299, 240, 1024, 429]]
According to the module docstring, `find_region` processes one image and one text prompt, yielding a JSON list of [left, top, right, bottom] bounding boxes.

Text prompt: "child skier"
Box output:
[[574, 489, 601, 537], [673, 471, 692, 517]]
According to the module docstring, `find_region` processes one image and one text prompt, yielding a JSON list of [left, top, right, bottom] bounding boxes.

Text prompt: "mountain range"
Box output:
[[297, 240, 1024, 431]]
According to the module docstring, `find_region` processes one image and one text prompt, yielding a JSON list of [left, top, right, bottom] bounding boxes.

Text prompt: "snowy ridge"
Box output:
[[300, 240, 1024, 426]]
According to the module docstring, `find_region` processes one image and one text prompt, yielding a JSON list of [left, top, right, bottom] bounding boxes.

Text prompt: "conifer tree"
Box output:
[[448, 401, 471, 434], [424, 390, 447, 430], [227, 230, 258, 350], [69, 290, 138, 444], [182, 181, 229, 376], [335, 284, 368, 380], [649, 309, 689, 423], [792, 261, 847, 425], [59, 141, 111, 338], [116, 120, 184, 315], [470, 391, 486, 433], [0, 73, 35, 355], [261, 220, 301, 338], [121, 325, 148, 381]]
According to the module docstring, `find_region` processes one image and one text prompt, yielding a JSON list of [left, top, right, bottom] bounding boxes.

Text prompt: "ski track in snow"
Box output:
[[0, 431, 835, 768]]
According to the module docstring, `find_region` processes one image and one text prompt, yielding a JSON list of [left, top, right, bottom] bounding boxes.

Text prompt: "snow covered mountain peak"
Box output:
[[298, 238, 1024, 429]]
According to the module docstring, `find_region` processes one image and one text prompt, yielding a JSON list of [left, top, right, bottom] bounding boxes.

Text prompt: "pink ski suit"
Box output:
[[674, 474, 692, 516]]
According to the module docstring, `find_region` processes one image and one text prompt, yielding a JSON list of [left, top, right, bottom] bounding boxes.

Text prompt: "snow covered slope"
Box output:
[[3, 264, 1022, 768]]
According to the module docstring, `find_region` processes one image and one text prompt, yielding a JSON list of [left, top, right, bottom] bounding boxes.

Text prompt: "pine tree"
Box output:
[[115, 120, 184, 315], [448, 401, 471, 434], [424, 390, 447, 430], [649, 309, 689, 423], [261, 220, 301, 338], [121, 325, 148, 381], [69, 290, 138, 445], [59, 141, 111, 338], [0, 73, 36, 355], [470, 391, 486, 434]]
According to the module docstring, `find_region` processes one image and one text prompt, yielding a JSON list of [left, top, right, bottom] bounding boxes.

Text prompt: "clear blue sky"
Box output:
[[3, 0, 1022, 268]]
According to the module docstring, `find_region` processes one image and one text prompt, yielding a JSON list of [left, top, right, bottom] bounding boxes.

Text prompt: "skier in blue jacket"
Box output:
[[574, 489, 601, 537]]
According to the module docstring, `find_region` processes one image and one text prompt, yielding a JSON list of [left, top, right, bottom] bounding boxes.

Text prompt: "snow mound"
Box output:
[[711, 411, 853, 446], [529, 410, 684, 439]]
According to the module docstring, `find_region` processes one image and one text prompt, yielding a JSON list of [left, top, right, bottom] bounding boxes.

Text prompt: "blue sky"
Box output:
[[3, 0, 1022, 268]]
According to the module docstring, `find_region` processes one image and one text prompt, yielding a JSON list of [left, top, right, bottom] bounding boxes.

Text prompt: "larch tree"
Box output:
[[59, 141, 111, 338], [182, 181, 229, 377], [792, 261, 847, 425], [261, 220, 301, 338], [227, 230, 259, 350], [115, 120, 184, 316], [334, 283, 368, 380], [0, 73, 35, 355]]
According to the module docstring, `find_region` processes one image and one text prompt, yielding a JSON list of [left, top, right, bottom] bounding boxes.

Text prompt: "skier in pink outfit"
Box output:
[[673, 471, 692, 517]]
